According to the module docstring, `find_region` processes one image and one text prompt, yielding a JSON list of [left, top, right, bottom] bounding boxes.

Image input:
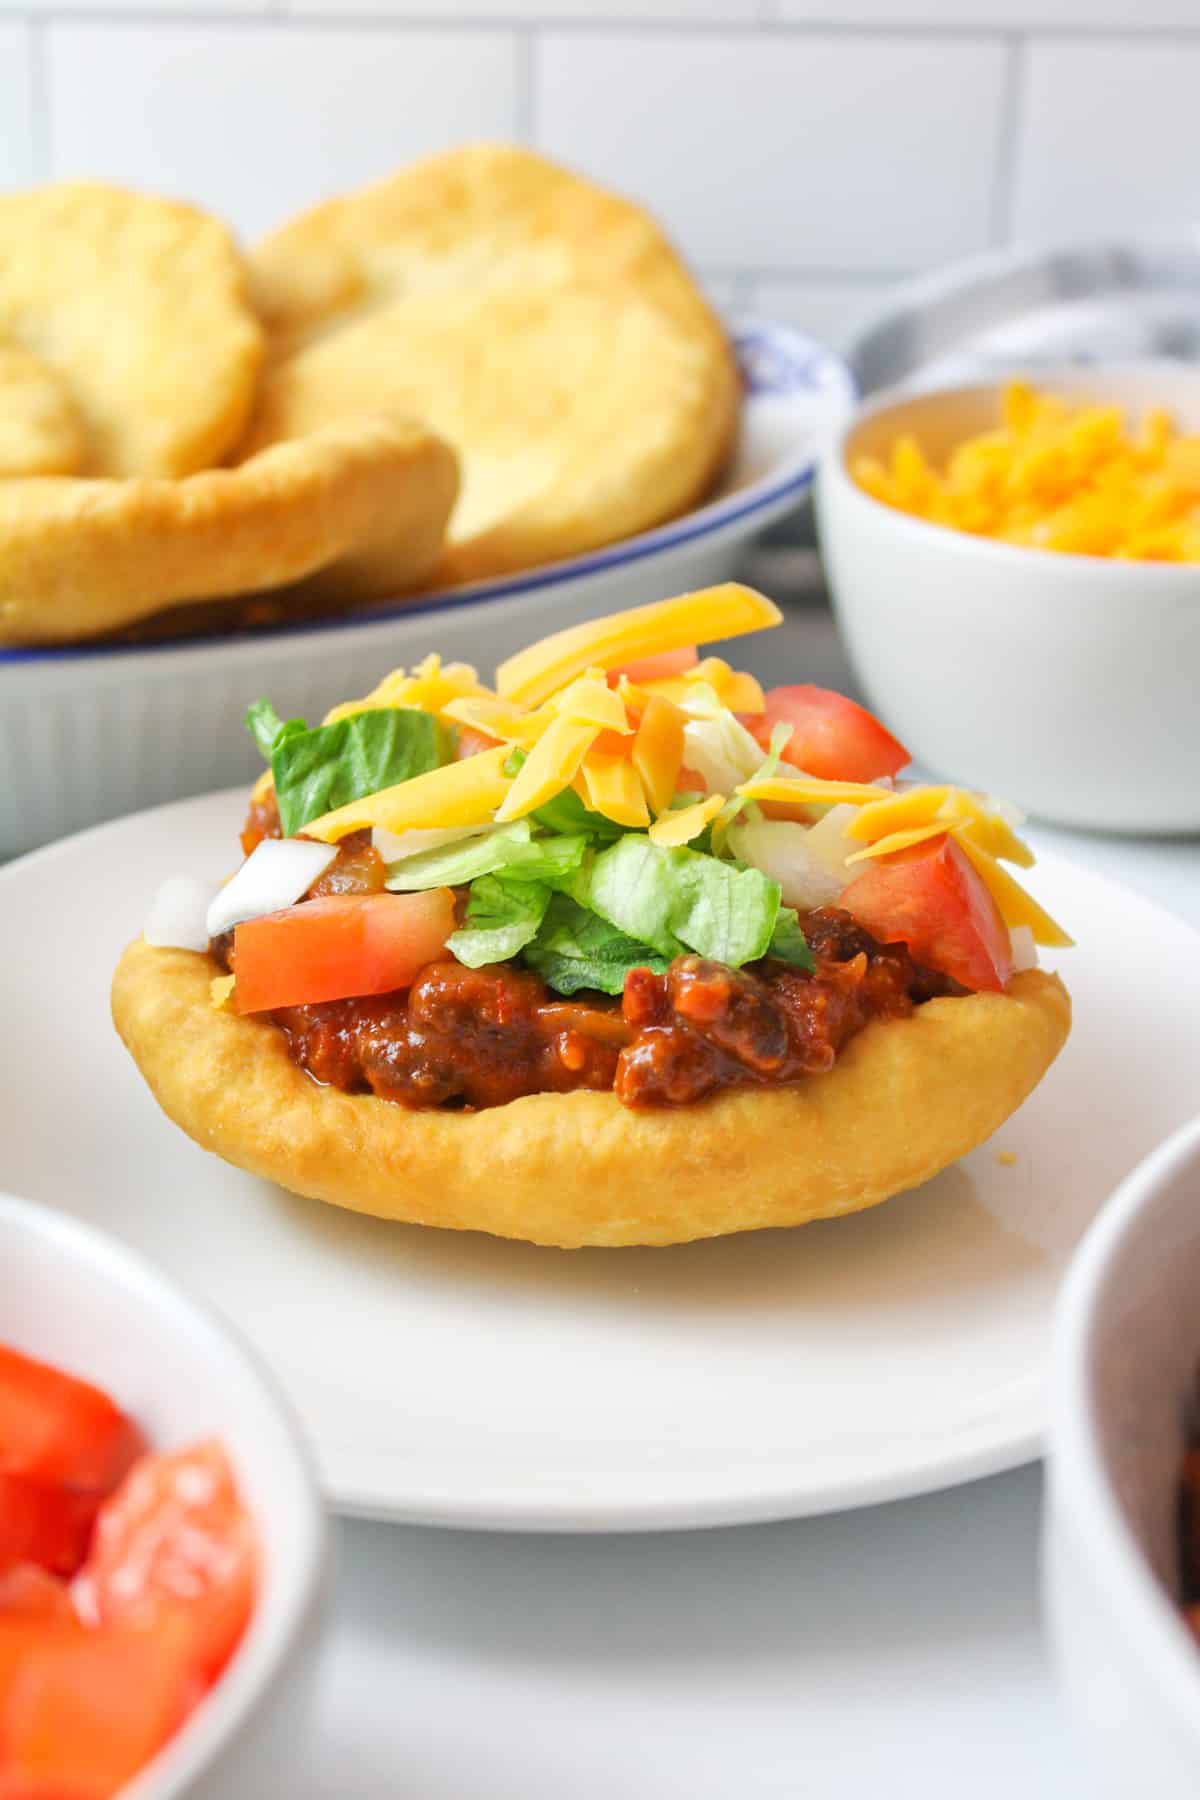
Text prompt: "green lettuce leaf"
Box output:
[[522, 895, 669, 996], [447, 875, 552, 968], [767, 905, 816, 971], [245, 701, 451, 837], [384, 822, 588, 892], [576, 834, 784, 967], [531, 784, 625, 843], [245, 698, 305, 763]]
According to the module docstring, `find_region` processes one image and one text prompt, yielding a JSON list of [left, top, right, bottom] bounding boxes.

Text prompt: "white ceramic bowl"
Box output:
[[815, 361, 1200, 832], [1044, 1116, 1200, 1796], [0, 1189, 328, 1800], [1, 322, 852, 860]]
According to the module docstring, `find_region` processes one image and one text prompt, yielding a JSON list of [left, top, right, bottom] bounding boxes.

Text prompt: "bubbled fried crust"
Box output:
[[242, 145, 740, 588], [0, 417, 458, 644], [111, 940, 1070, 1250], [0, 183, 263, 478], [0, 345, 88, 477]]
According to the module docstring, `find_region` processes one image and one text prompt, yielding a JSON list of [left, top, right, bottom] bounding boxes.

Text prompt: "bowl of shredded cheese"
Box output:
[[816, 362, 1200, 832]]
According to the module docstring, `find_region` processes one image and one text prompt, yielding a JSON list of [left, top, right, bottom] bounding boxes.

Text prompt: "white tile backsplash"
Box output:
[[535, 31, 1009, 272], [1013, 40, 1200, 245], [290, 0, 758, 17], [46, 24, 520, 241], [0, 9, 1192, 357], [744, 278, 893, 350], [776, 0, 1200, 24], [0, 24, 34, 186]]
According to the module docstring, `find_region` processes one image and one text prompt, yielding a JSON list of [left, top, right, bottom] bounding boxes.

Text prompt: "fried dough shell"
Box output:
[[244, 145, 740, 588], [0, 416, 458, 644], [112, 941, 1070, 1249]]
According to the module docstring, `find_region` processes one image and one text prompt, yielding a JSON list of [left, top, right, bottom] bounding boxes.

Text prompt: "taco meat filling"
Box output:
[[218, 800, 960, 1111]]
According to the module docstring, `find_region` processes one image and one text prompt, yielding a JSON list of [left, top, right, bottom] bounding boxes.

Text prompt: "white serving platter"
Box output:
[[1, 322, 852, 859]]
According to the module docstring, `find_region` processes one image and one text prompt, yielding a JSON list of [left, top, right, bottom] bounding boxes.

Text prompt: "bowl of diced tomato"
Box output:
[[0, 1189, 327, 1799]]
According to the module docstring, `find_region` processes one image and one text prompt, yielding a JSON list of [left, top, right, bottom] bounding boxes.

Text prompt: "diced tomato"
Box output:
[[454, 726, 499, 760], [607, 646, 699, 686], [78, 1440, 256, 1692], [0, 1473, 103, 1580], [0, 1617, 192, 1800], [677, 765, 708, 795], [840, 834, 1013, 993], [0, 1564, 75, 1622], [590, 727, 635, 758], [233, 887, 456, 1013], [743, 686, 910, 783], [0, 1347, 143, 1495]]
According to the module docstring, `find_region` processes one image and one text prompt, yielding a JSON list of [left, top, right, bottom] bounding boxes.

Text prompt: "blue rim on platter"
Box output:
[[2, 322, 854, 666]]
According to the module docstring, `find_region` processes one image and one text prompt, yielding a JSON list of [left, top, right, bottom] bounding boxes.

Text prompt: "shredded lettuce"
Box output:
[[447, 874, 552, 968], [522, 895, 669, 996], [679, 704, 767, 798], [244, 692, 814, 994], [574, 833, 786, 968], [531, 783, 625, 842], [246, 701, 451, 837], [245, 699, 304, 761], [767, 906, 817, 970], [384, 821, 588, 891]]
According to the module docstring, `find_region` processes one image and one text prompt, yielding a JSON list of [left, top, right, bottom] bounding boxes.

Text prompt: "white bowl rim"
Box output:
[[1049, 1113, 1200, 1736], [0, 1187, 328, 1800], [846, 228, 1200, 386], [2, 319, 853, 669], [824, 359, 1200, 585]]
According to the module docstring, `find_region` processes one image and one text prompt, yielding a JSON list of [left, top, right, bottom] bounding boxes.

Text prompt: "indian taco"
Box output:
[[112, 585, 1072, 1249]]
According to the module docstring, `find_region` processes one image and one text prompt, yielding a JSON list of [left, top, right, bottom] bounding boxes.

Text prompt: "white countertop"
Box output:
[[264, 597, 1199, 1799]]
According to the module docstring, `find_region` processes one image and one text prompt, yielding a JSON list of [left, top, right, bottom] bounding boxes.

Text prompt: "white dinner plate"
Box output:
[[3, 793, 1197, 1532]]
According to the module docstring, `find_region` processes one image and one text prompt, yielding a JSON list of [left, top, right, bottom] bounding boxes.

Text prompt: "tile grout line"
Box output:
[[8, 12, 1200, 40], [25, 14, 50, 180], [989, 29, 1027, 248], [514, 20, 534, 144]]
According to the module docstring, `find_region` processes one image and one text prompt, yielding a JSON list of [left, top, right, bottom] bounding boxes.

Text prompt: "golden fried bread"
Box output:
[[0, 417, 458, 644], [244, 145, 740, 587], [112, 942, 1070, 1250], [0, 183, 263, 477], [0, 344, 88, 476]]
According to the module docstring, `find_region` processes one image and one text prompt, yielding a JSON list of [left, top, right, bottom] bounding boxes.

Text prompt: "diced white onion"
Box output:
[[1010, 924, 1039, 972], [143, 875, 219, 951], [205, 838, 338, 939], [373, 823, 493, 864], [681, 713, 766, 795], [727, 819, 848, 911], [802, 804, 861, 885]]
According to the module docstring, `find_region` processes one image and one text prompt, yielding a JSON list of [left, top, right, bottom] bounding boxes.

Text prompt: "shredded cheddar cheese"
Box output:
[[322, 654, 492, 724], [303, 745, 513, 841], [496, 583, 781, 706], [649, 793, 725, 847], [243, 583, 1073, 968], [854, 379, 1200, 560]]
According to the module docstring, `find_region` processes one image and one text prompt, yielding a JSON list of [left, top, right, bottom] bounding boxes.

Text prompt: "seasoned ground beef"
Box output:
[[221, 800, 958, 1111]]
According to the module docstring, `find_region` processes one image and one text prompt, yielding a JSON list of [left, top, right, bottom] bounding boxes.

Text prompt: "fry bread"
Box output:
[[244, 145, 740, 587], [0, 344, 87, 476], [112, 943, 1070, 1250], [0, 183, 263, 477], [0, 417, 458, 645]]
